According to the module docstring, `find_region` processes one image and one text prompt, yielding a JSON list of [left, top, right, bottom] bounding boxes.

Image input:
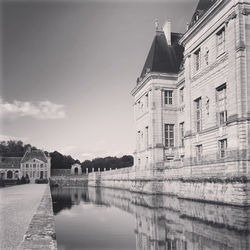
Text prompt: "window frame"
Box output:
[[180, 87, 184, 104], [196, 144, 203, 161], [145, 93, 149, 108], [165, 124, 175, 148], [219, 139, 227, 158], [194, 48, 201, 72], [145, 126, 149, 148], [216, 83, 227, 126], [194, 97, 202, 133], [179, 122, 185, 148], [164, 90, 173, 105], [216, 27, 225, 56]]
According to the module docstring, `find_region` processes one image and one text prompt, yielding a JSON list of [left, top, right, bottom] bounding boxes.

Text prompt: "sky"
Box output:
[[0, 0, 198, 161]]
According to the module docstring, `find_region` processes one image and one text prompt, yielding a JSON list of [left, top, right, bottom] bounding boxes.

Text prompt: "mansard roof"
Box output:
[[139, 31, 184, 80], [0, 157, 22, 169], [189, 0, 217, 28], [21, 149, 48, 163]]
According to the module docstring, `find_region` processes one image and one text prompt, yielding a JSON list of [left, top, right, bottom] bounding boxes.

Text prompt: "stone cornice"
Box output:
[[241, 7, 250, 16], [131, 72, 178, 96], [224, 11, 237, 25], [179, 0, 228, 46]]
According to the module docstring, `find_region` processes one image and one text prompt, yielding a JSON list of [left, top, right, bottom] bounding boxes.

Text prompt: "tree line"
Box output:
[[0, 140, 133, 171]]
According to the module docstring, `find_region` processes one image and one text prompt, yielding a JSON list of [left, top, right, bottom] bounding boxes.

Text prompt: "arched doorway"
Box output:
[[14, 171, 19, 179], [7, 170, 13, 179], [74, 167, 78, 175]]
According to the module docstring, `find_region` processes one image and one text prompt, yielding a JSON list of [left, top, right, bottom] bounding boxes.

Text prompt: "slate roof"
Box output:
[[21, 149, 48, 163], [189, 0, 217, 28], [139, 31, 184, 80], [0, 157, 22, 169]]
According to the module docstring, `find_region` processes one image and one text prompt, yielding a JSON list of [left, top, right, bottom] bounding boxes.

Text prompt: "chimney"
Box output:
[[163, 20, 171, 45]]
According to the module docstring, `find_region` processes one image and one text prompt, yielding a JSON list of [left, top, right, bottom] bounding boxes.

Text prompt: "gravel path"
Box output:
[[0, 184, 47, 250]]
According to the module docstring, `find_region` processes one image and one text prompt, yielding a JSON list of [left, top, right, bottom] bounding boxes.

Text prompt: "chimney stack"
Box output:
[[163, 20, 171, 45]]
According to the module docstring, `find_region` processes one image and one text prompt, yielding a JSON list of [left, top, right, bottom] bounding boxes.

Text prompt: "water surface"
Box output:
[[51, 186, 250, 250]]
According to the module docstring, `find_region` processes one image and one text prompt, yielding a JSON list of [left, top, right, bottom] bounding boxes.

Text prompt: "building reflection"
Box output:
[[51, 186, 250, 250]]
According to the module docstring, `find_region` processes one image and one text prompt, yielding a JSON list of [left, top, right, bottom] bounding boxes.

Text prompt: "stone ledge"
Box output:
[[17, 185, 57, 250]]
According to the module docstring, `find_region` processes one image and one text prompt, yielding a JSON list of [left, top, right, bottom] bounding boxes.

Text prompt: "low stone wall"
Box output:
[[17, 185, 57, 250], [51, 169, 71, 176], [51, 176, 88, 187]]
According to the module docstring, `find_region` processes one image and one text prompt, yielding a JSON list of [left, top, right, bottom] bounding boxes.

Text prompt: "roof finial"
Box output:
[[155, 19, 159, 32]]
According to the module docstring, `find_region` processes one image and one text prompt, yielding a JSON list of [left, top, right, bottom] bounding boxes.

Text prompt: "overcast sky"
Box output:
[[0, 0, 198, 161]]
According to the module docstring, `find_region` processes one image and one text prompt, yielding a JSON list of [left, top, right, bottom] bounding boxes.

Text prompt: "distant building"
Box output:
[[20, 148, 51, 180], [0, 157, 22, 180], [0, 148, 51, 182], [131, 0, 250, 177]]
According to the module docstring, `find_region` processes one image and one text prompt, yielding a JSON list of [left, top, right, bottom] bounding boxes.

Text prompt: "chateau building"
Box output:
[[131, 0, 250, 177], [0, 148, 51, 181], [20, 148, 51, 180]]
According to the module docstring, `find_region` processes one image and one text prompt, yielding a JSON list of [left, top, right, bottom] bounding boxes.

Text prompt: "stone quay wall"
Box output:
[[17, 185, 57, 250], [86, 165, 250, 206]]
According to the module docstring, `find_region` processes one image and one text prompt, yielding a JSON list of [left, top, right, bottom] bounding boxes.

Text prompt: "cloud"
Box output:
[[0, 98, 66, 120], [0, 134, 28, 142]]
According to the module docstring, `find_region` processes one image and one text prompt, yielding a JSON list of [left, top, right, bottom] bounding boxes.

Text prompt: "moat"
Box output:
[[51, 186, 250, 250]]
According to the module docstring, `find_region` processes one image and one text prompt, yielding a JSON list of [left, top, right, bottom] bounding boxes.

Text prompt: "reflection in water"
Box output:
[[51, 186, 250, 250]]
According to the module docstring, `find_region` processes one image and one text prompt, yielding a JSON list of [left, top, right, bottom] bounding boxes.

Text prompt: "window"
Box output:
[[137, 131, 141, 150], [138, 101, 141, 113], [196, 145, 203, 161], [45, 171, 47, 178], [165, 90, 173, 105], [194, 97, 202, 132], [179, 122, 184, 147], [26, 164, 29, 168], [217, 27, 225, 55], [180, 87, 184, 103], [165, 124, 174, 148], [194, 48, 201, 71], [219, 139, 227, 158], [205, 48, 209, 65], [216, 84, 227, 125], [145, 126, 149, 148], [145, 93, 149, 108]]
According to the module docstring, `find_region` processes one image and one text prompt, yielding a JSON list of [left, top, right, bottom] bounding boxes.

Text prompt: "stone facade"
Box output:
[[132, 0, 250, 178], [20, 149, 51, 181], [0, 149, 51, 182], [0, 157, 22, 180]]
